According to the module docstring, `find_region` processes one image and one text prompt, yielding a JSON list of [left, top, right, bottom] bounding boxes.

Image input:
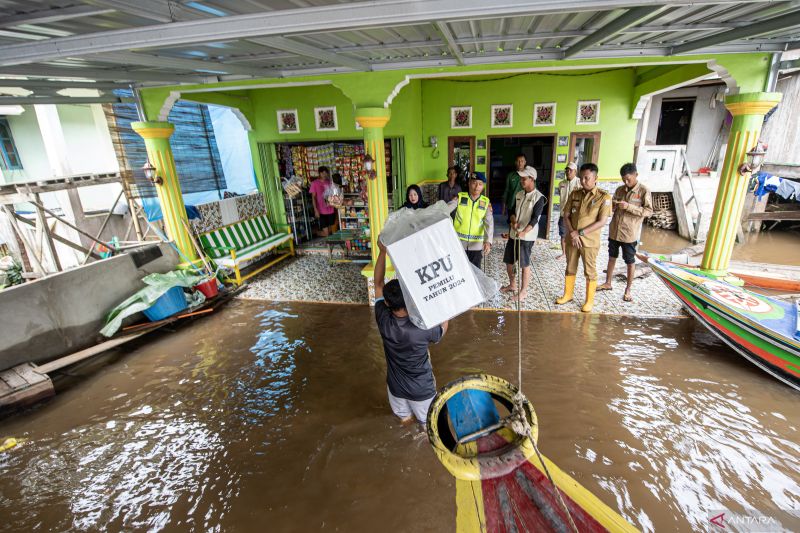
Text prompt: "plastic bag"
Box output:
[[325, 182, 343, 208], [0, 255, 23, 289], [282, 176, 303, 198], [100, 270, 207, 337], [380, 201, 498, 329]]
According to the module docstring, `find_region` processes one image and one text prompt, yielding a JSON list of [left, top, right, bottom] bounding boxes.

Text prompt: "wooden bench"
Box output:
[[198, 214, 294, 285]]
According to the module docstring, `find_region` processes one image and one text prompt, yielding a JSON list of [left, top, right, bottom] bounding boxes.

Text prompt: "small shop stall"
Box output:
[[276, 140, 393, 261]]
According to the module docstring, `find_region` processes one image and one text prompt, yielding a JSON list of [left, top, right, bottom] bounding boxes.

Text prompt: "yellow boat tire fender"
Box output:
[[426, 374, 539, 481]]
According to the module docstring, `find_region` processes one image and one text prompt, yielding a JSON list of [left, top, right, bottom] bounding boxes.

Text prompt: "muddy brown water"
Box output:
[[1, 300, 799, 532], [640, 226, 800, 266]]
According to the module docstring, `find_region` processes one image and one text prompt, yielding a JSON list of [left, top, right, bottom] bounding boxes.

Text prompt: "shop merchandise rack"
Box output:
[[284, 192, 312, 244]]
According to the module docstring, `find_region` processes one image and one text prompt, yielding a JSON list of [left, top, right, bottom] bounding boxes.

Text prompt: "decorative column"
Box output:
[[700, 92, 780, 276], [131, 121, 198, 262], [355, 107, 391, 264]]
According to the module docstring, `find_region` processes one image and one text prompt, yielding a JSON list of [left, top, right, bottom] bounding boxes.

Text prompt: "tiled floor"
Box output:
[[240, 234, 684, 318]]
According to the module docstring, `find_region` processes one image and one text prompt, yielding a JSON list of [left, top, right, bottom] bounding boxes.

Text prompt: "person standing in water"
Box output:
[[597, 163, 653, 303], [501, 166, 546, 301], [555, 162, 611, 313], [373, 239, 448, 428]]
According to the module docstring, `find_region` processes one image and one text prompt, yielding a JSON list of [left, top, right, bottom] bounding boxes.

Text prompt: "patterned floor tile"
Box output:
[[239, 234, 685, 318]]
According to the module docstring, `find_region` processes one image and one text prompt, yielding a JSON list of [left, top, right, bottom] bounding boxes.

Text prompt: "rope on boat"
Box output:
[[513, 236, 579, 533]]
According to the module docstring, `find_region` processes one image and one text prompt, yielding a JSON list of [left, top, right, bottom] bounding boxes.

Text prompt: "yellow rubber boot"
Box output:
[[555, 275, 576, 305], [582, 279, 597, 313]]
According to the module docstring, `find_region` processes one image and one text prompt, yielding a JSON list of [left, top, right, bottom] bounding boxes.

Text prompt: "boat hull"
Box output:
[[429, 376, 638, 532], [649, 260, 800, 391]]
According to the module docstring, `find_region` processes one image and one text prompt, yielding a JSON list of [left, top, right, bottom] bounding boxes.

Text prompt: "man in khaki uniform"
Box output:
[[598, 163, 653, 302], [555, 162, 612, 312]]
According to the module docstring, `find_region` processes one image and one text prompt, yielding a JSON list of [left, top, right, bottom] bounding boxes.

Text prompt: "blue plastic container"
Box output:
[[143, 286, 188, 321]]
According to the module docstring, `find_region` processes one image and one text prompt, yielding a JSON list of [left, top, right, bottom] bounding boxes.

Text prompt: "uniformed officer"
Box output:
[[448, 172, 493, 268], [555, 162, 612, 312], [597, 163, 653, 302]]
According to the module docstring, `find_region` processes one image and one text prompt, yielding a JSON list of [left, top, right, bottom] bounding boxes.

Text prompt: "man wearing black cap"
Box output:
[[448, 171, 494, 268], [373, 239, 449, 429]]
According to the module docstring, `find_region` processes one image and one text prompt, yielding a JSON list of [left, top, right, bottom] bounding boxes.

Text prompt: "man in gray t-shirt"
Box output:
[[374, 239, 448, 426]]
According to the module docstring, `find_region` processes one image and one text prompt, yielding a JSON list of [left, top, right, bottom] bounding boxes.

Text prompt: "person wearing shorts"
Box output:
[[373, 239, 449, 428], [501, 166, 546, 302], [598, 163, 653, 302]]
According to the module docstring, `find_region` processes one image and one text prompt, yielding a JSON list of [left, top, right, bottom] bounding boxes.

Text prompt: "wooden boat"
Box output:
[[644, 257, 800, 391], [427, 374, 639, 532], [636, 252, 800, 293]]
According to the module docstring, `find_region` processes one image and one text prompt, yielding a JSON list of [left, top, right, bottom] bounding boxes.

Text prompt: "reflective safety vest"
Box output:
[[453, 192, 490, 243]]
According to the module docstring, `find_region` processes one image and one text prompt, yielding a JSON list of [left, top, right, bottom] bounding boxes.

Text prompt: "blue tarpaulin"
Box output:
[[141, 105, 258, 221]]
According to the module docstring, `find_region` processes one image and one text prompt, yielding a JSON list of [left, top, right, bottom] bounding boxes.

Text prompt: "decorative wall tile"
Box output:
[[191, 192, 267, 234], [576, 100, 600, 125], [277, 109, 299, 134], [491, 104, 513, 128], [533, 103, 556, 126], [235, 192, 267, 220], [314, 106, 338, 131], [451, 106, 472, 129]]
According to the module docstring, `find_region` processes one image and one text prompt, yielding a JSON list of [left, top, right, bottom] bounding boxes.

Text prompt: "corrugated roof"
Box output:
[[0, 0, 798, 104]]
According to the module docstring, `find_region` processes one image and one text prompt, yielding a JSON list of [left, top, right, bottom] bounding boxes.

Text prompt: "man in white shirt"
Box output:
[[500, 166, 547, 302]]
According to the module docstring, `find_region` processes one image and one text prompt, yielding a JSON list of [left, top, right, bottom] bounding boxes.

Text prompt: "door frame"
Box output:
[[447, 135, 476, 174], [486, 133, 557, 235], [568, 132, 601, 168]]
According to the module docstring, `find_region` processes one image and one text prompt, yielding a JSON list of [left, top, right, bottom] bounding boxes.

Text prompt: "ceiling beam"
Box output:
[[89, 51, 279, 77], [0, 96, 122, 105], [225, 22, 756, 63], [0, 6, 114, 29], [84, 0, 203, 24], [0, 0, 767, 66], [564, 6, 666, 58], [434, 21, 464, 65], [0, 79, 127, 89], [0, 65, 211, 83], [671, 10, 800, 55], [249, 36, 368, 70]]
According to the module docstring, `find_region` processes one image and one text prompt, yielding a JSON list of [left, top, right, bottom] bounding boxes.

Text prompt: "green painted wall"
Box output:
[[137, 52, 771, 221], [418, 68, 639, 186], [244, 80, 423, 181]]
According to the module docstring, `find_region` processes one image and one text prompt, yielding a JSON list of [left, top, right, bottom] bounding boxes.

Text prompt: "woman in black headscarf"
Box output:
[[403, 184, 428, 210]]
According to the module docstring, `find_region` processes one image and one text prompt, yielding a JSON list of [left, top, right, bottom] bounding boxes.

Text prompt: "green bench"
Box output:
[[198, 214, 294, 285]]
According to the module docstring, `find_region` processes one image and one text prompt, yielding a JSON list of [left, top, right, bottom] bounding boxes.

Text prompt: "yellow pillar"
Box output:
[[700, 92, 780, 276], [355, 107, 391, 264], [131, 121, 198, 262]]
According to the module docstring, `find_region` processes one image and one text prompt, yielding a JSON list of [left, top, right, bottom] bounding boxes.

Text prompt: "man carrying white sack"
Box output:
[[448, 172, 494, 269], [373, 239, 449, 428], [501, 166, 546, 301]]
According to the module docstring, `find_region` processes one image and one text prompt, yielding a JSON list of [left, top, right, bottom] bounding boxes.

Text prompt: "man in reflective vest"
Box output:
[[448, 172, 494, 268]]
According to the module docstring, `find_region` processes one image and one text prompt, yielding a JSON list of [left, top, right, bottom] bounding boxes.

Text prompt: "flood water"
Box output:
[[640, 226, 800, 266], [1, 300, 799, 532]]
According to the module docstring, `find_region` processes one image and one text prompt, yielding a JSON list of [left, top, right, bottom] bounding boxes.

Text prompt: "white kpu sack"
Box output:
[[380, 201, 498, 329]]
